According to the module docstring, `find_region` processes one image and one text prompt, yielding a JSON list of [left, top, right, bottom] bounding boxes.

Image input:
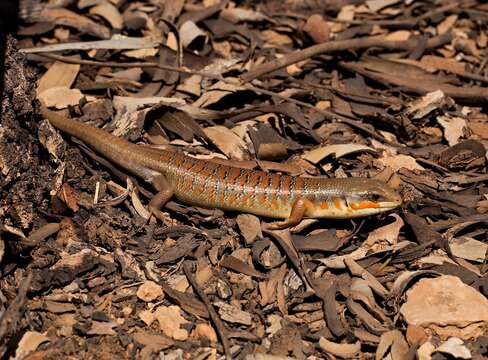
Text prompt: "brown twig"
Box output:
[[241, 33, 452, 82], [183, 261, 231, 359], [35, 52, 224, 80]]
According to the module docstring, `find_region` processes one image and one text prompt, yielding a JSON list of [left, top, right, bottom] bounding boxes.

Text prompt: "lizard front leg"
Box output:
[[266, 198, 314, 230]]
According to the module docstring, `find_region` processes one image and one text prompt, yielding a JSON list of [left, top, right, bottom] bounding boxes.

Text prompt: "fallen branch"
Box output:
[[241, 33, 452, 82]]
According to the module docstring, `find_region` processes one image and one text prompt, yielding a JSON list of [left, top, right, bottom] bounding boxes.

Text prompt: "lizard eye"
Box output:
[[368, 193, 383, 202]]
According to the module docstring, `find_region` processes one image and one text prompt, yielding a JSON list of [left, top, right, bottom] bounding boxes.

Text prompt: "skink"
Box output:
[[40, 105, 402, 228]]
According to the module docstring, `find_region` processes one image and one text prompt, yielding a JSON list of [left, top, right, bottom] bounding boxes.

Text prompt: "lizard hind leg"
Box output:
[[148, 174, 174, 221], [266, 198, 314, 230]]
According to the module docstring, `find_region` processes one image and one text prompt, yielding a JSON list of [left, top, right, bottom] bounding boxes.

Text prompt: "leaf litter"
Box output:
[[1, 0, 488, 359]]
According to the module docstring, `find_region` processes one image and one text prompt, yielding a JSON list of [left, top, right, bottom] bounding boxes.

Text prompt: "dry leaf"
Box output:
[[319, 337, 361, 358], [236, 214, 262, 244], [437, 115, 467, 146], [366, 0, 400, 12], [302, 144, 376, 164], [89, 3, 123, 30], [437, 14, 458, 35], [14, 331, 50, 360], [38, 86, 84, 109], [40, 7, 111, 39], [449, 236, 488, 263], [203, 126, 249, 161], [220, 8, 268, 23], [377, 154, 425, 172], [87, 321, 117, 336], [468, 122, 488, 140], [179, 21, 207, 49], [337, 5, 355, 21], [400, 275, 488, 339], [217, 302, 252, 326], [261, 30, 293, 47], [154, 305, 190, 340], [176, 74, 202, 96], [385, 30, 410, 41], [21, 36, 160, 54], [435, 337, 471, 359], [420, 55, 465, 76], [37, 61, 80, 95], [376, 330, 409, 360], [365, 214, 404, 247], [193, 323, 218, 344]]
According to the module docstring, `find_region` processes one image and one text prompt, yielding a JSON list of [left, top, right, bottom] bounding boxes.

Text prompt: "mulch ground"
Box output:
[[1, 1, 487, 359]]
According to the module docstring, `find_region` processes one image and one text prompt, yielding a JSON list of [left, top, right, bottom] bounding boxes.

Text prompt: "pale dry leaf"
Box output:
[[89, 3, 123, 30], [14, 331, 50, 360], [87, 321, 117, 336], [138, 309, 155, 326], [417, 342, 436, 360], [376, 330, 409, 360], [193, 80, 245, 108], [217, 302, 252, 326], [179, 20, 207, 48], [405, 90, 446, 119], [420, 56, 465, 76], [165, 30, 178, 51], [437, 115, 467, 146], [193, 323, 218, 344], [236, 214, 262, 244], [468, 122, 488, 139], [319, 337, 361, 358], [449, 236, 488, 263], [220, 8, 268, 23], [261, 30, 293, 47], [400, 275, 488, 338], [122, 47, 159, 59], [385, 30, 410, 41], [302, 144, 376, 164], [37, 61, 80, 95], [21, 36, 160, 54], [38, 86, 84, 109], [266, 314, 283, 335], [337, 5, 355, 21], [365, 214, 404, 247], [40, 7, 111, 39], [176, 74, 202, 96], [366, 0, 400, 13], [136, 280, 164, 302], [377, 154, 425, 172], [437, 14, 458, 35], [203, 126, 249, 161], [435, 337, 471, 359], [154, 305, 190, 340], [132, 331, 174, 350]]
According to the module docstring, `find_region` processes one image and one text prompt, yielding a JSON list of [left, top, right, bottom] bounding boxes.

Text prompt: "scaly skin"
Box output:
[[41, 106, 402, 227]]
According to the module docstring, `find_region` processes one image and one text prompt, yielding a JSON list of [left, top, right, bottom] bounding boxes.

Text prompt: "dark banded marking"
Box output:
[[171, 153, 185, 167], [269, 173, 281, 203], [223, 167, 242, 204], [197, 162, 221, 201], [234, 170, 251, 205], [258, 174, 271, 205], [240, 172, 263, 206], [280, 175, 292, 205]]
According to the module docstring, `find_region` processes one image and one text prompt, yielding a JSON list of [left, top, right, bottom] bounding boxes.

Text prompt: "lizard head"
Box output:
[[310, 178, 403, 219]]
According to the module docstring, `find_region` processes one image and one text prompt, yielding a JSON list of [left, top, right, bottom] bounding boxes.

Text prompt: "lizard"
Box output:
[[40, 105, 402, 229]]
